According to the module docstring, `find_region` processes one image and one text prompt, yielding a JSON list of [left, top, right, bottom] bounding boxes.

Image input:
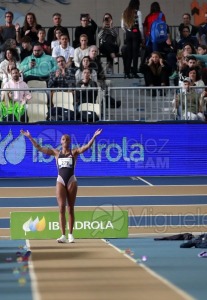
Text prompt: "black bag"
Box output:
[[48, 107, 75, 121]]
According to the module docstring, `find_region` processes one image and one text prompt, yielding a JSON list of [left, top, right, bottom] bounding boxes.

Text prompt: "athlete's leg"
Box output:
[[56, 181, 67, 235], [66, 181, 78, 234]]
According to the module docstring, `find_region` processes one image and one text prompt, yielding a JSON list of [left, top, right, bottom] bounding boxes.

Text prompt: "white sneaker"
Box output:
[[57, 235, 67, 243], [68, 234, 75, 243]]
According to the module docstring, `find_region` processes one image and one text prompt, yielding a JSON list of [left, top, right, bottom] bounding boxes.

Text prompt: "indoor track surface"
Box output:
[[0, 176, 207, 300]]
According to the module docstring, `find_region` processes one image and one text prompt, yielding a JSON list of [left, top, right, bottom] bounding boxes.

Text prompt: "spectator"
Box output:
[[88, 45, 120, 108], [48, 56, 75, 89], [176, 13, 198, 42], [0, 11, 20, 53], [187, 66, 205, 93], [51, 27, 63, 50], [178, 55, 199, 84], [52, 34, 74, 68], [20, 12, 42, 44], [121, 0, 144, 78], [177, 26, 199, 50], [37, 28, 51, 55], [74, 34, 89, 68], [2, 38, 21, 60], [75, 55, 97, 83], [198, 12, 207, 45], [73, 14, 97, 48], [20, 43, 57, 82], [143, 1, 169, 53], [142, 51, 171, 96], [1, 67, 31, 122], [76, 68, 98, 105], [172, 77, 204, 121], [20, 36, 33, 61], [98, 13, 119, 73], [47, 13, 69, 45], [88, 45, 105, 85], [0, 48, 20, 82]]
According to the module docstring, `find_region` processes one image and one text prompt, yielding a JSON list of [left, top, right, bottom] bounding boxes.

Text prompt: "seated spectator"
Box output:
[[98, 13, 120, 73], [88, 45, 105, 86], [88, 45, 120, 108], [75, 55, 97, 84], [51, 27, 63, 50], [3, 38, 21, 59], [37, 28, 51, 55], [20, 36, 33, 61], [48, 56, 75, 89], [47, 13, 69, 45], [74, 34, 89, 68], [1, 67, 31, 122], [0, 11, 20, 53], [178, 55, 200, 85], [176, 13, 198, 42], [20, 43, 57, 82], [193, 45, 207, 84], [0, 48, 20, 82], [2, 61, 20, 87], [76, 68, 98, 105], [198, 11, 207, 45], [73, 14, 97, 48], [177, 26, 199, 50], [187, 67, 205, 93], [142, 51, 171, 96], [52, 34, 74, 68], [20, 12, 42, 44], [172, 77, 204, 121]]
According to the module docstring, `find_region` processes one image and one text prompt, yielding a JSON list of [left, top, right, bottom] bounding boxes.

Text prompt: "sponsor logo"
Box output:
[[23, 216, 46, 235]]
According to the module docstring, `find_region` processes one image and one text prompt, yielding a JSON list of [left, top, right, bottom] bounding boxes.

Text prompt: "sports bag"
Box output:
[[150, 12, 168, 43]]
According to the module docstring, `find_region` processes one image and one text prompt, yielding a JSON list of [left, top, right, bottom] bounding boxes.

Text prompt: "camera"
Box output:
[[104, 17, 109, 22]]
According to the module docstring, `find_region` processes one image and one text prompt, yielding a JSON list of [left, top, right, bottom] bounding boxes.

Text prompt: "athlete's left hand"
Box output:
[[93, 129, 102, 137]]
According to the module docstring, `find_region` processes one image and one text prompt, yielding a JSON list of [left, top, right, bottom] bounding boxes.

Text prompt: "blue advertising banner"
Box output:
[[0, 123, 207, 177]]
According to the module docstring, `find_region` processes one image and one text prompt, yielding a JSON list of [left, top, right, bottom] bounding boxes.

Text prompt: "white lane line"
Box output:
[[136, 177, 154, 186], [103, 239, 195, 300], [26, 240, 41, 300]]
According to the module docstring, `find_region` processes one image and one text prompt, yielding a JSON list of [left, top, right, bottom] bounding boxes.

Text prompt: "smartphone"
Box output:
[[31, 59, 35, 62]]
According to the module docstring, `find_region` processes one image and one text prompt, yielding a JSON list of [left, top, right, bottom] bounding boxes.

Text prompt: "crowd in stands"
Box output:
[[1, 0, 207, 122]]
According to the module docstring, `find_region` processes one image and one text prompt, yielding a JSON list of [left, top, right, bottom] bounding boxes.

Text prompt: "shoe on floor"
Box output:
[[57, 235, 67, 243], [68, 234, 75, 243]]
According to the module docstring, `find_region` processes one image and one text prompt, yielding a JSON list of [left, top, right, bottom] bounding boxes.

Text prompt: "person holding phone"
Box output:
[[98, 13, 119, 73], [19, 42, 57, 82]]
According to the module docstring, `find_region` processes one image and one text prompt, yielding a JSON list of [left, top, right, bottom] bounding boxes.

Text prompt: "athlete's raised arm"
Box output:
[[73, 129, 102, 155], [20, 129, 58, 156]]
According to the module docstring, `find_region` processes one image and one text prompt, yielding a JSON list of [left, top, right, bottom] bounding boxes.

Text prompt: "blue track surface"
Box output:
[[0, 176, 206, 187], [0, 240, 32, 300], [108, 238, 207, 300], [0, 195, 207, 207]]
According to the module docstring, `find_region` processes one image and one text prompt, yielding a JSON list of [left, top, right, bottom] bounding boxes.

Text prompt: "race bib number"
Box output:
[[58, 157, 73, 168]]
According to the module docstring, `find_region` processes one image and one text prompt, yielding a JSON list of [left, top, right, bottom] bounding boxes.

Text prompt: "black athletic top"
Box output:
[[57, 150, 75, 186]]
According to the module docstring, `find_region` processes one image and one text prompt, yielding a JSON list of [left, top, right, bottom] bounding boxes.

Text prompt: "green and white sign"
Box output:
[[10, 208, 128, 239]]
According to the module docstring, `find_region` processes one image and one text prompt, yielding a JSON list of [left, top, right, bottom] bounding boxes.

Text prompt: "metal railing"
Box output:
[[0, 85, 205, 123]]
